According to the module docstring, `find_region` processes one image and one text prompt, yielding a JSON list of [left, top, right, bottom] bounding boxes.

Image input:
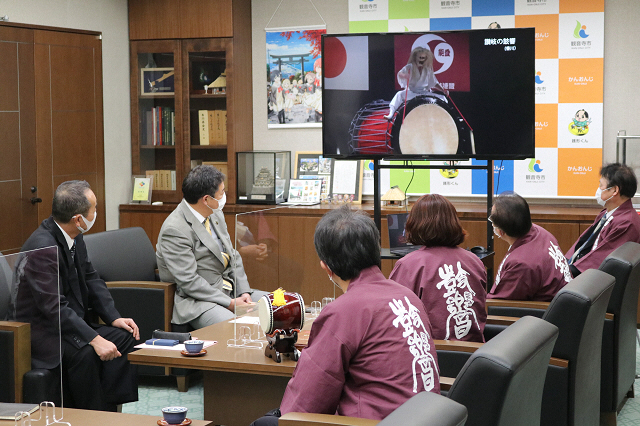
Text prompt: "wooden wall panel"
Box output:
[[0, 181, 24, 253], [0, 42, 19, 111], [129, 0, 181, 40], [49, 44, 96, 110], [52, 111, 98, 176], [34, 43, 53, 225], [0, 112, 20, 181], [536, 222, 580, 254], [179, 0, 233, 38]]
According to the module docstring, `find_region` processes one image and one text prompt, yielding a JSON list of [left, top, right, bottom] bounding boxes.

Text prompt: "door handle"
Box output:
[[30, 197, 43, 204]]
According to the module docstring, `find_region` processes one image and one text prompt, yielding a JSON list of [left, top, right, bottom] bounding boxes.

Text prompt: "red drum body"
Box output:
[[258, 291, 305, 335], [391, 94, 474, 156], [348, 100, 394, 155]]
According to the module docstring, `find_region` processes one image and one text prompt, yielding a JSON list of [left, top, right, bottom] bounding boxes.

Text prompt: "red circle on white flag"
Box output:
[[324, 37, 347, 79]]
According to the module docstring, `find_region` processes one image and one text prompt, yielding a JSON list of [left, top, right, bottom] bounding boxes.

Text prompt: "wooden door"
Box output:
[[33, 29, 105, 232], [0, 26, 37, 254]]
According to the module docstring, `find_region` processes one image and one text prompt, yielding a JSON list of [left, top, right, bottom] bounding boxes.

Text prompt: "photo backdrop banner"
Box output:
[[349, 0, 604, 198]]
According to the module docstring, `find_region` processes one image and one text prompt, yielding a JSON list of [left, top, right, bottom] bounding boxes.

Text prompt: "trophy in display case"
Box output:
[[236, 151, 290, 204]]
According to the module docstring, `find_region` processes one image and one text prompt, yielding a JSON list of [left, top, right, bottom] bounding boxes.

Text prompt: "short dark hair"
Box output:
[[182, 165, 225, 204], [491, 192, 532, 239], [52, 180, 92, 223], [600, 163, 637, 198], [314, 206, 381, 281], [405, 194, 467, 247]]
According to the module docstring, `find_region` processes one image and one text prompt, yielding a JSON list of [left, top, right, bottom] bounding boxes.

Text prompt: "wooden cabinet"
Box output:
[[121, 202, 600, 303], [128, 0, 252, 204]]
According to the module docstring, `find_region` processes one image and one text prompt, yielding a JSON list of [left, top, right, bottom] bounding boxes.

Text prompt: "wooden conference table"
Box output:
[[129, 319, 305, 426], [0, 407, 212, 426]]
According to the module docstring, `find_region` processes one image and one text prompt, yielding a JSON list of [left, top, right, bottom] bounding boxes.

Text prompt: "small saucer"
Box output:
[[181, 349, 207, 357], [157, 418, 192, 426]]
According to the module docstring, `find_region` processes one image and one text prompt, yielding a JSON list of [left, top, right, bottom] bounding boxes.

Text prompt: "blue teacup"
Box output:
[[184, 340, 204, 354], [162, 406, 188, 424]]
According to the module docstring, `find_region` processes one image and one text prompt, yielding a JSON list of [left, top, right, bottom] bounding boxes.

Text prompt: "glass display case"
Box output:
[[236, 151, 290, 204]]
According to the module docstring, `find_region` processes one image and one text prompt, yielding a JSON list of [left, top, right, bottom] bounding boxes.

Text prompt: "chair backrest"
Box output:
[[597, 241, 640, 410], [0, 254, 12, 320], [541, 268, 615, 426], [447, 316, 558, 426], [84, 227, 157, 281], [378, 392, 467, 426]]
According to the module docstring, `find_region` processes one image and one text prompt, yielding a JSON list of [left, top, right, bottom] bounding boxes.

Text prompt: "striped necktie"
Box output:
[[70, 242, 76, 260], [204, 217, 212, 235]]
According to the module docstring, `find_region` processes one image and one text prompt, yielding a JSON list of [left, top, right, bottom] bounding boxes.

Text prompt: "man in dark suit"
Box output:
[[17, 180, 139, 411]]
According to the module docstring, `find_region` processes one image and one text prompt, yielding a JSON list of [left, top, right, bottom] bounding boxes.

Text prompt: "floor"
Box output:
[[122, 345, 640, 424]]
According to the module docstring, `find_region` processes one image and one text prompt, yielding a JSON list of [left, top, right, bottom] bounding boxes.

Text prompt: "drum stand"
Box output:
[[265, 330, 300, 363]]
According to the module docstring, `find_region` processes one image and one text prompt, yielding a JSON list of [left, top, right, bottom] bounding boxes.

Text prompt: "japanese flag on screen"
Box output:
[[324, 36, 369, 91]]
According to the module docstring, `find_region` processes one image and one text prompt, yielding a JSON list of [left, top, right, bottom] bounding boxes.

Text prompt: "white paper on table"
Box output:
[[332, 161, 358, 194], [134, 340, 217, 351], [229, 316, 261, 325]]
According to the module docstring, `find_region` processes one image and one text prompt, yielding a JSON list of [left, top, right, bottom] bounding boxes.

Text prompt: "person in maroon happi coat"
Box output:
[[390, 194, 487, 343], [488, 192, 572, 301], [566, 163, 640, 277]]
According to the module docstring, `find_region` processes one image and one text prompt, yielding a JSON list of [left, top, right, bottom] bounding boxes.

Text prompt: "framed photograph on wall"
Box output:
[[294, 151, 333, 202], [141, 67, 175, 96]]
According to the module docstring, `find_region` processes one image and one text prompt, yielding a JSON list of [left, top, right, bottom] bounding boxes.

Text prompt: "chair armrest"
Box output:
[[106, 281, 176, 332], [485, 299, 550, 311], [435, 337, 568, 369], [486, 315, 521, 326], [440, 376, 455, 391], [279, 412, 379, 426], [0, 321, 31, 403]]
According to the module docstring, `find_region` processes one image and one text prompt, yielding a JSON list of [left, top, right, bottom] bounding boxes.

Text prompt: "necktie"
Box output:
[[204, 217, 212, 236], [70, 242, 76, 260], [570, 214, 607, 264]]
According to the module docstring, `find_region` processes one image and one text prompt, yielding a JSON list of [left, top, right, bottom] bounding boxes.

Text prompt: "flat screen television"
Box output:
[[321, 28, 535, 160]]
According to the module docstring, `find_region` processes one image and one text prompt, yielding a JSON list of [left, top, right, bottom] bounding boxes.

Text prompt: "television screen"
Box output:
[[321, 28, 535, 160]]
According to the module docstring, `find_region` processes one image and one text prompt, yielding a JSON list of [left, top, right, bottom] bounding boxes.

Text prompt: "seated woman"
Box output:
[[251, 206, 440, 425], [389, 194, 487, 343]]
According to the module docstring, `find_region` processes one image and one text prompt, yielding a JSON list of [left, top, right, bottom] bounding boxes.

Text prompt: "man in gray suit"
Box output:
[[157, 165, 267, 329]]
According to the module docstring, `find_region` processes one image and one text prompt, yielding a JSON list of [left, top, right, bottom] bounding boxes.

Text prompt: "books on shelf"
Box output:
[[198, 110, 227, 146], [145, 170, 177, 191], [142, 106, 175, 146]]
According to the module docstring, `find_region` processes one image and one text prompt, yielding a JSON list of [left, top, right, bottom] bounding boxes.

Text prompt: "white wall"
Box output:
[[251, 0, 640, 195], [0, 0, 130, 230]]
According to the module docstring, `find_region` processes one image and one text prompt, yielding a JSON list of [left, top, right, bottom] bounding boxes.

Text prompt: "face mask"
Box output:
[[206, 192, 226, 213], [75, 211, 97, 234], [493, 226, 501, 238], [595, 186, 613, 207]]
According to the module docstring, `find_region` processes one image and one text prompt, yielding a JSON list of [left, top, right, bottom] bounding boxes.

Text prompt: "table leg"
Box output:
[[203, 370, 290, 426]]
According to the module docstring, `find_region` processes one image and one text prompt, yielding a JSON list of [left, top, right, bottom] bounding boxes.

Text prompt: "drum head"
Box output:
[[258, 295, 274, 334], [399, 103, 458, 155]]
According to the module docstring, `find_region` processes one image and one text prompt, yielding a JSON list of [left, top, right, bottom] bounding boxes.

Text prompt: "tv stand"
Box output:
[[372, 159, 495, 286]]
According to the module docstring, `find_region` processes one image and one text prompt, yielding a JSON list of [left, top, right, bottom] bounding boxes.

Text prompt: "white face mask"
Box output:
[[206, 192, 226, 213], [492, 226, 501, 238], [595, 186, 613, 207], [75, 211, 97, 234]]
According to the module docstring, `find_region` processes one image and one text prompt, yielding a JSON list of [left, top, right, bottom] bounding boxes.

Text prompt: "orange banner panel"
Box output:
[[557, 148, 602, 196], [558, 58, 603, 103], [535, 104, 559, 148], [560, 0, 604, 14], [516, 15, 559, 59]]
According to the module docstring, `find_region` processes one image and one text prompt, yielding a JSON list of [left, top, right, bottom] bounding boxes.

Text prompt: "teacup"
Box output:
[[184, 340, 204, 353], [162, 406, 188, 424]]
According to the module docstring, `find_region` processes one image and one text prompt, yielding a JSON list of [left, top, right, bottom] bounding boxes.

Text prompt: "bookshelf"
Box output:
[[128, 0, 253, 203]]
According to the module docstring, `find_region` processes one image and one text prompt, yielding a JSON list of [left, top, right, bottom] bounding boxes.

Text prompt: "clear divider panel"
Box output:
[[227, 206, 288, 348], [227, 206, 339, 353], [4, 246, 68, 424]]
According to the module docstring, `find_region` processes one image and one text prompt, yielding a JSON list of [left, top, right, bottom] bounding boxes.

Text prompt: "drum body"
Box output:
[[258, 291, 305, 335], [348, 100, 394, 155], [390, 94, 474, 156]]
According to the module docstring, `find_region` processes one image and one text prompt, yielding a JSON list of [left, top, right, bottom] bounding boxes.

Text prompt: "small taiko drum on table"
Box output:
[[348, 99, 394, 156], [258, 289, 305, 362]]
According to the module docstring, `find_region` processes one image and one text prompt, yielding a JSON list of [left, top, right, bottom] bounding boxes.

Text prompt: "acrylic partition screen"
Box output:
[[227, 207, 337, 349], [2, 246, 67, 423]]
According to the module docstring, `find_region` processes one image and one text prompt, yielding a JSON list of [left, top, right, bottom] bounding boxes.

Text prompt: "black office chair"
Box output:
[[468, 269, 615, 426], [84, 227, 193, 391], [597, 242, 640, 424]]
